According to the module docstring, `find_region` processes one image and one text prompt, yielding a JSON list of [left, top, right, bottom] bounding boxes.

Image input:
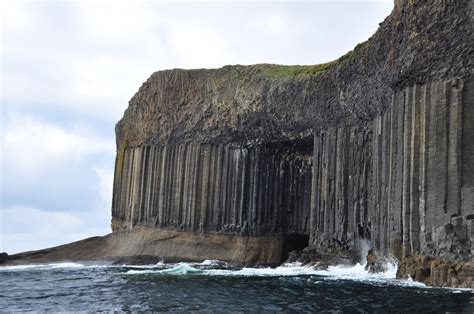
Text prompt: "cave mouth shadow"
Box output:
[[281, 233, 310, 264]]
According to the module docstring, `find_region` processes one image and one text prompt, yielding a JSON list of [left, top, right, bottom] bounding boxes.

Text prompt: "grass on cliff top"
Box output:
[[258, 41, 367, 77], [258, 62, 336, 77]]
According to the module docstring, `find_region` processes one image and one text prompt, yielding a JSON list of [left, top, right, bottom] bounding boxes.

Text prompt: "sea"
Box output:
[[0, 260, 472, 312]]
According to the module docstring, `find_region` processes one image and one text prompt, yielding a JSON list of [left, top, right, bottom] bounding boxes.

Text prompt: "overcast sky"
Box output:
[[0, 0, 393, 254]]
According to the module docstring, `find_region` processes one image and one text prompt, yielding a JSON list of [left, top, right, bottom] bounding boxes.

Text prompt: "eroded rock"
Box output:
[[397, 256, 474, 289]]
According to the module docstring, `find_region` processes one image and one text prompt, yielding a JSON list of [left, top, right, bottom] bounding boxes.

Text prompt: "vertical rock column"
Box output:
[[310, 125, 372, 250], [112, 143, 313, 236], [371, 79, 471, 258], [309, 78, 473, 260]]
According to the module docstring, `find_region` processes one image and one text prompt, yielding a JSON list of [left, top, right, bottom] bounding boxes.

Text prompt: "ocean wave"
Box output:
[[198, 259, 223, 266], [2, 260, 472, 292], [126, 262, 202, 275], [123, 261, 363, 278], [122, 260, 450, 290], [118, 261, 165, 269], [311, 262, 399, 281]]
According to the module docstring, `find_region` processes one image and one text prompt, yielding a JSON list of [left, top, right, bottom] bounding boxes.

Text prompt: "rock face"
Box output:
[[112, 143, 312, 236], [311, 80, 474, 261], [3, 0, 473, 287], [108, 0, 474, 286]]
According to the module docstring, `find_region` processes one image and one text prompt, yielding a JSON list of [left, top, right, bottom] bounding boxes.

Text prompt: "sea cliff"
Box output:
[[3, 0, 473, 288], [110, 0, 473, 287]]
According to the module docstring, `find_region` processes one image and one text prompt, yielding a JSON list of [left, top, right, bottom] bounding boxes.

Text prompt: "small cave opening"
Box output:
[[281, 233, 310, 263]]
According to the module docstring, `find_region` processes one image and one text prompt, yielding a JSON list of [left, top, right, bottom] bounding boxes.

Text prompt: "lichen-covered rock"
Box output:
[[365, 250, 395, 273], [116, 0, 474, 149], [397, 256, 474, 289]]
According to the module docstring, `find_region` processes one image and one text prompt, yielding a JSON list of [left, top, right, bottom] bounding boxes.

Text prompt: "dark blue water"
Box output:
[[0, 261, 472, 312]]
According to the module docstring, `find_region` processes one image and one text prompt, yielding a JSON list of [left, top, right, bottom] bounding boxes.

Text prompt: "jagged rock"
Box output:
[[110, 255, 163, 265], [0, 252, 9, 264], [287, 246, 352, 268], [365, 250, 393, 273], [287, 247, 323, 265], [397, 256, 474, 289]]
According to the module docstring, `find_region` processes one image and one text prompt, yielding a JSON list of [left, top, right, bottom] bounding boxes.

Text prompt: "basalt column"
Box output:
[[112, 142, 312, 238], [309, 78, 474, 264], [310, 125, 373, 257]]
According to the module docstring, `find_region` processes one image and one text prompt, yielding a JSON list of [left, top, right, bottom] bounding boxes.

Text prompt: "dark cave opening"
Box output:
[[281, 233, 310, 263]]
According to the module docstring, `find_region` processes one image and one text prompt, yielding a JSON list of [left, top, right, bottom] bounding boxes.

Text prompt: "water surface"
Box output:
[[0, 261, 472, 312]]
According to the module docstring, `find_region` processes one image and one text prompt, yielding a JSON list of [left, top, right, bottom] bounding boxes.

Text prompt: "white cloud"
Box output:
[[1, 113, 116, 222], [168, 26, 231, 69], [76, 2, 160, 41], [1, 113, 115, 178], [0, 205, 110, 254], [95, 167, 114, 204], [246, 9, 291, 35], [0, 113, 115, 255]]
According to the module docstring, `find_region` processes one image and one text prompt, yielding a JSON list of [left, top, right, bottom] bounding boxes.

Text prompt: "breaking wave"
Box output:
[[0, 262, 89, 271], [123, 260, 424, 288], [123, 260, 472, 292], [2, 260, 471, 292]]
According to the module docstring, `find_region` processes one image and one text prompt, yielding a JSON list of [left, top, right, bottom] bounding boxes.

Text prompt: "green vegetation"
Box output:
[[257, 40, 368, 78], [337, 41, 367, 64], [258, 62, 336, 77]]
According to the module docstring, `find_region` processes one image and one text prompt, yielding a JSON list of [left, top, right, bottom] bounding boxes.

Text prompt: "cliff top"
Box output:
[[116, 0, 473, 149]]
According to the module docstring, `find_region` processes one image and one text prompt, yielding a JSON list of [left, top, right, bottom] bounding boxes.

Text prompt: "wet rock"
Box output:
[[110, 255, 163, 265], [286, 247, 323, 265], [365, 250, 394, 273], [287, 246, 352, 269], [397, 256, 474, 289], [0, 252, 9, 264]]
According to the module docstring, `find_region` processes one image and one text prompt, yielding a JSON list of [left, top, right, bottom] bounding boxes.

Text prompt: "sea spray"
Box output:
[[355, 239, 372, 264]]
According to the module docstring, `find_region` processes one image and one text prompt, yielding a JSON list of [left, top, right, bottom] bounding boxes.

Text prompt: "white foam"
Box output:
[[125, 262, 319, 277], [199, 259, 221, 266], [126, 262, 201, 275], [0, 262, 86, 271], [120, 261, 165, 269], [121, 260, 433, 289], [0, 264, 44, 271], [205, 263, 318, 277], [3, 260, 471, 292], [312, 262, 397, 281]]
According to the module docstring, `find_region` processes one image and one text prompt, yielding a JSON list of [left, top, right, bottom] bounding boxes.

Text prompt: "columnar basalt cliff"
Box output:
[[2, 0, 473, 287], [108, 0, 474, 286], [113, 143, 312, 236]]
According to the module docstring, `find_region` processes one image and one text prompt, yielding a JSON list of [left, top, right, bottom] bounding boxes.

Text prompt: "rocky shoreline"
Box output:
[[2, 240, 473, 289]]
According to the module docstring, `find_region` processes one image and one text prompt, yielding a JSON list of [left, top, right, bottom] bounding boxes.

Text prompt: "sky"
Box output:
[[0, 0, 393, 254]]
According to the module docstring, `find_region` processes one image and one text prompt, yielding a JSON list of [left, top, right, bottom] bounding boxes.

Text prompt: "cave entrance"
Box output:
[[281, 233, 310, 263], [268, 136, 313, 264]]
